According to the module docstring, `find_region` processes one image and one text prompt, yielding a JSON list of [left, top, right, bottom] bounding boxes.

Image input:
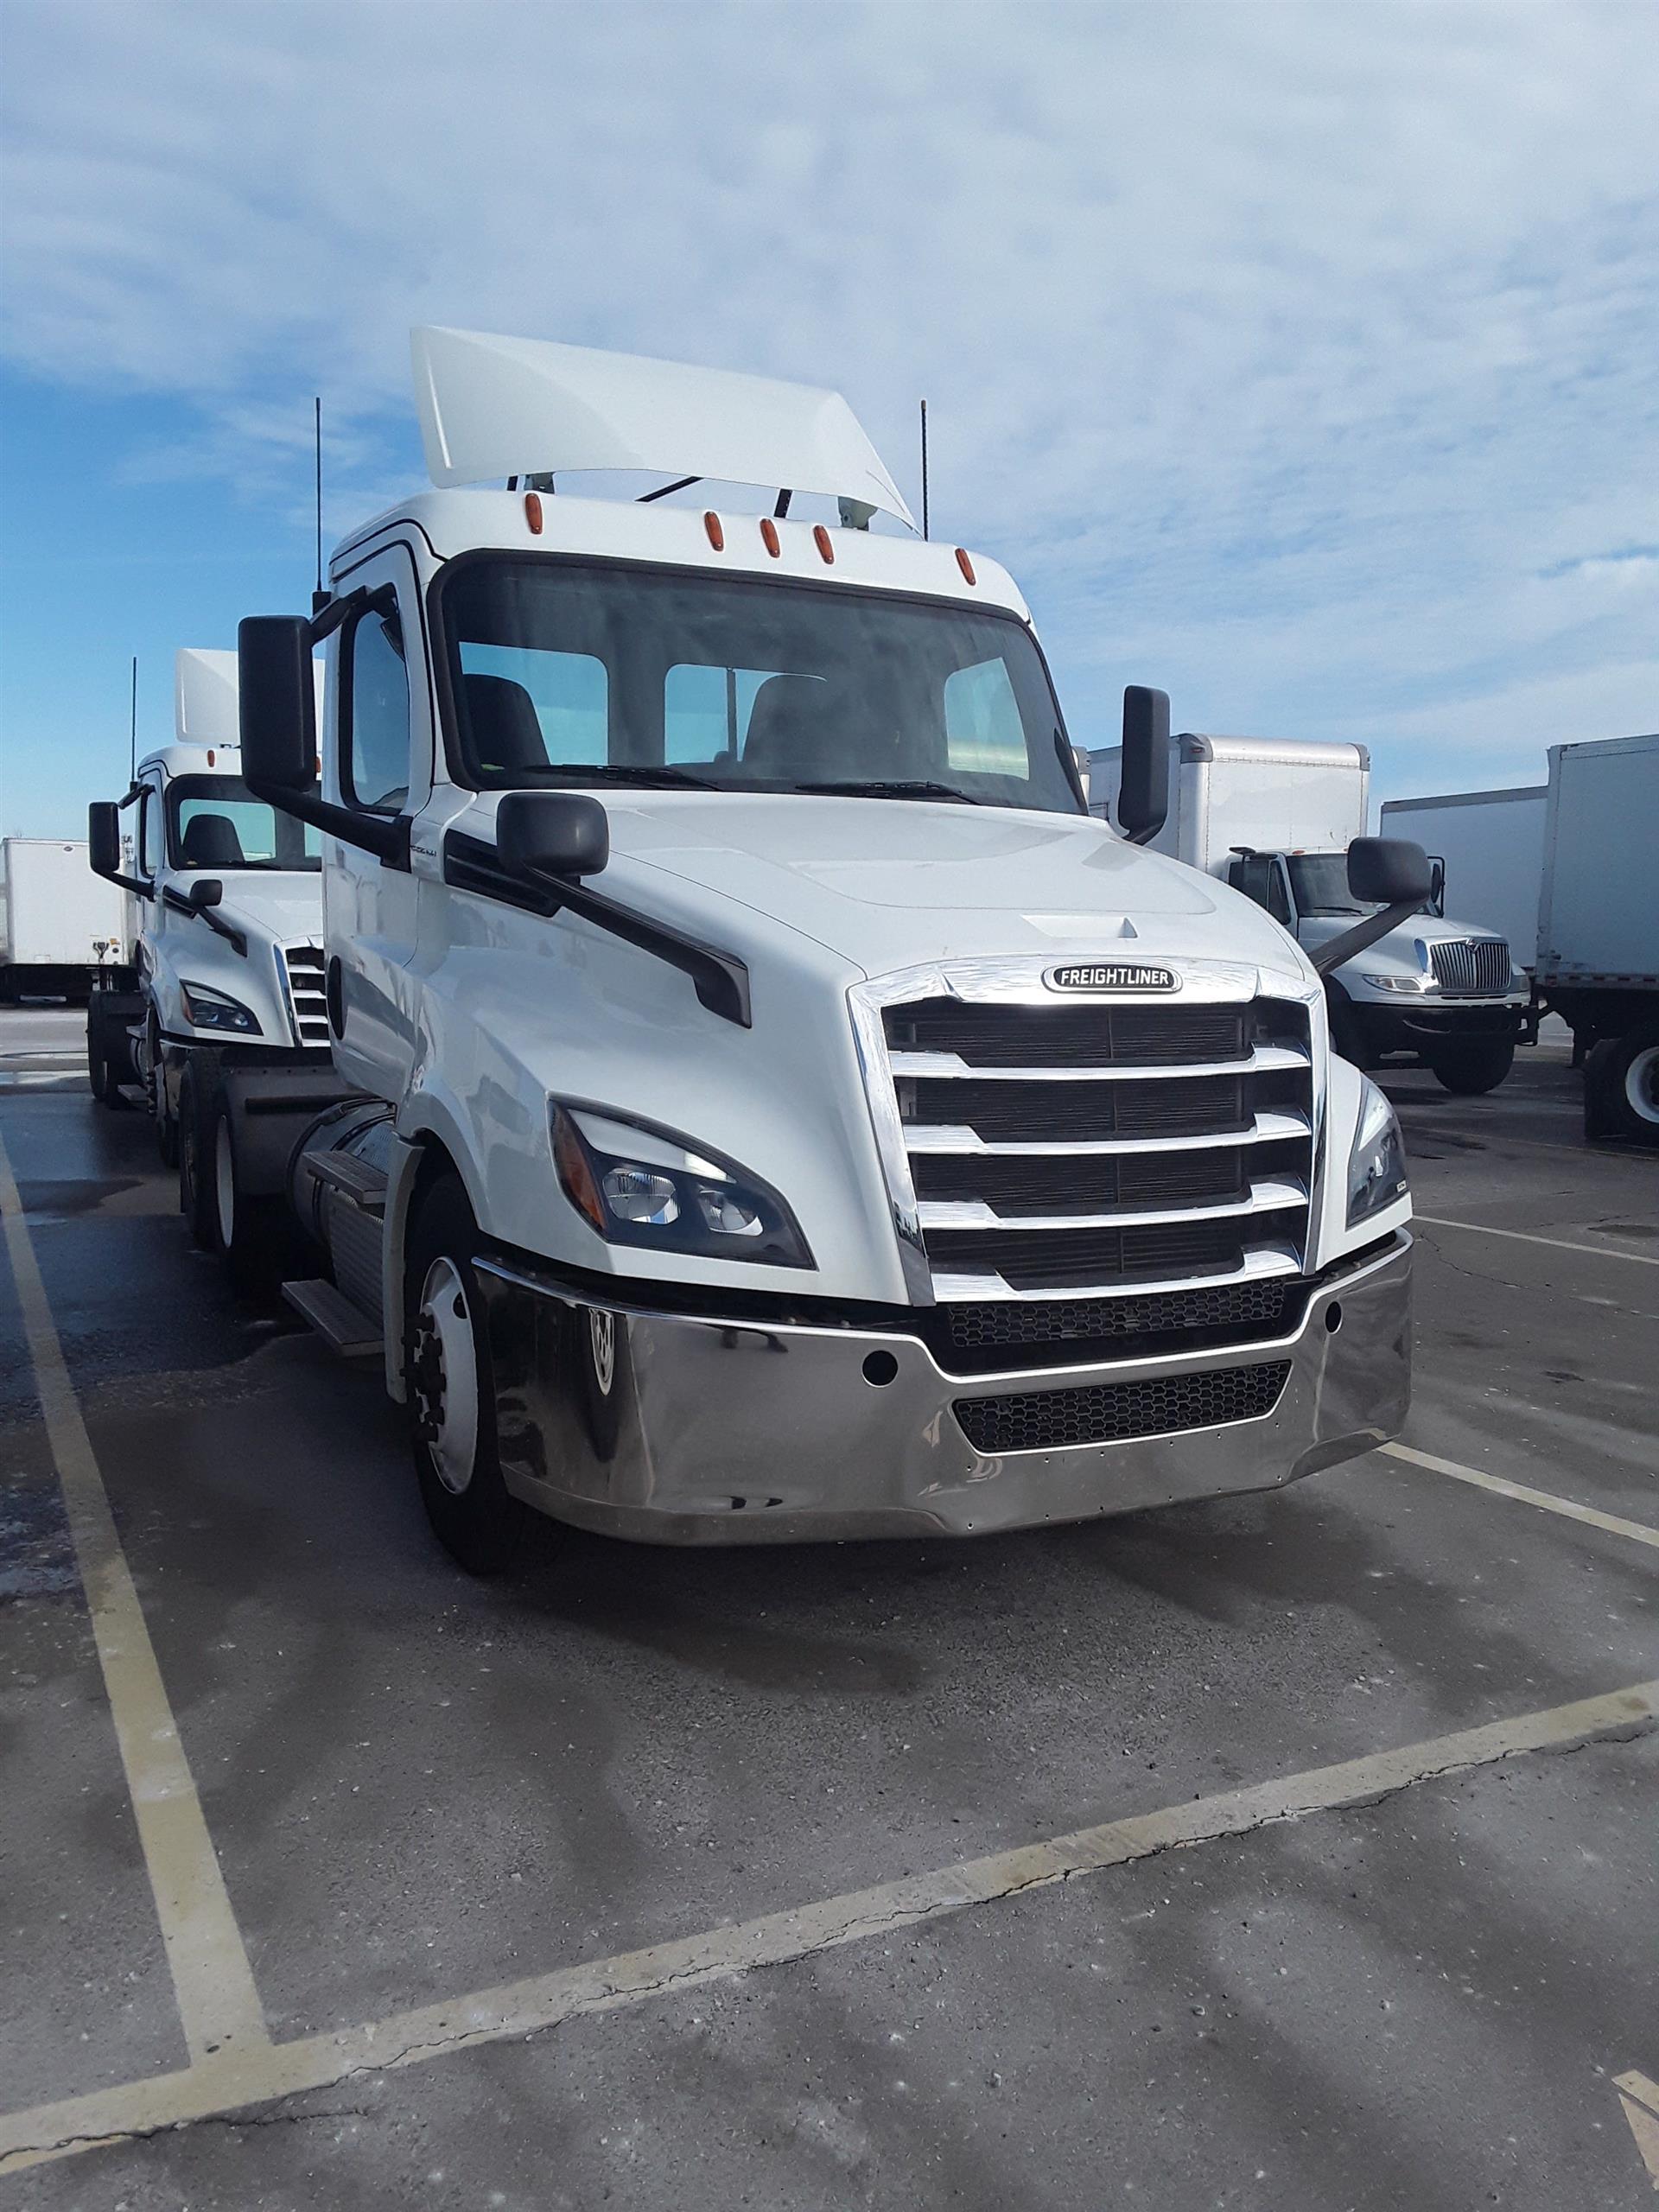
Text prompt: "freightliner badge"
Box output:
[[1045, 963, 1180, 993]]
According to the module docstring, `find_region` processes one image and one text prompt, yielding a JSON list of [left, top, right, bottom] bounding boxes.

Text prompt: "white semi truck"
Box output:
[[1090, 734, 1529, 1094], [87, 648, 348, 1261], [224, 326, 1425, 1572], [0, 839, 128, 1001]]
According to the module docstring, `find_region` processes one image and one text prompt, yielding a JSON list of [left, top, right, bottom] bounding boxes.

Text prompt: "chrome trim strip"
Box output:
[[904, 1109, 1313, 1157], [930, 1240, 1305, 1304], [916, 1176, 1307, 1233], [887, 1040, 1309, 1083]]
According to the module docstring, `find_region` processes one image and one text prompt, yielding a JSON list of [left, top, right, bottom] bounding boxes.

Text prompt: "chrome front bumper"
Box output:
[[474, 1234, 1411, 1545]]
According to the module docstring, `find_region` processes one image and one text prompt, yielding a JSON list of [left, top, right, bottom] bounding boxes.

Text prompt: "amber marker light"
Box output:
[[704, 512, 725, 550], [955, 548, 976, 585], [524, 491, 544, 534], [760, 518, 781, 556], [814, 524, 835, 563]]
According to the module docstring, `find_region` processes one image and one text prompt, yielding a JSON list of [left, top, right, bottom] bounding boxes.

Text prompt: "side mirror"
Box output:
[[88, 802, 124, 885], [238, 616, 317, 794], [1347, 836, 1431, 908], [1428, 856, 1446, 916], [496, 791, 610, 880], [188, 878, 223, 909], [1116, 686, 1170, 844]]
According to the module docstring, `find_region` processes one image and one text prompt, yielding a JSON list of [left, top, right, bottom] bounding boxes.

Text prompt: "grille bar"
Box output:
[[885, 999, 1247, 1068], [931, 1243, 1305, 1306], [954, 1360, 1293, 1454], [282, 945, 331, 1046], [906, 1108, 1313, 1158], [1427, 939, 1512, 995], [916, 1175, 1306, 1235], [888, 1041, 1310, 1084]]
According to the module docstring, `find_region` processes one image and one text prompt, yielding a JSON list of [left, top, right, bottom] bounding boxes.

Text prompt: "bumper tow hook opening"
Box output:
[[862, 1349, 899, 1387], [1324, 1300, 1344, 1335]]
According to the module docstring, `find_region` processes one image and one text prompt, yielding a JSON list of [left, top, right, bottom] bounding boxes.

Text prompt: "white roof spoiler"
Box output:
[[175, 648, 240, 747], [410, 326, 916, 528]]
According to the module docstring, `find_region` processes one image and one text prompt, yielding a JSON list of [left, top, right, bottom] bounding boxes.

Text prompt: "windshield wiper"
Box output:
[[550, 765, 721, 791], [789, 779, 984, 804]]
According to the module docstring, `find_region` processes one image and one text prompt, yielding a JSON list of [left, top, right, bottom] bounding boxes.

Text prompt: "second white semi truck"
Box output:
[[220, 326, 1427, 1572], [87, 648, 349, 1263], [1091, 734, 1530, 1094]]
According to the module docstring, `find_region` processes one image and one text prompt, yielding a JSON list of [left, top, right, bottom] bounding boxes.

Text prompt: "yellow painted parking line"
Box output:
[[1616, 2071, 1659, 2190], [0, 1133, 268, 2069], [1382, 1442, 1659, 1551], [2, 1676, 1653, 2173], [1414, 1216, 1659, 1266]]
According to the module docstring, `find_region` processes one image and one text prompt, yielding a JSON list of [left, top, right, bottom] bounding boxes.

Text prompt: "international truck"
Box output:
[[87, 647, 346, 1261], [1378, 785, 1548, 981], [224, 325, 1425, 1573], [1090, 734, 1529, 1094], [1534, 733, 1659, 1146], [0, 838, 127, 1002]]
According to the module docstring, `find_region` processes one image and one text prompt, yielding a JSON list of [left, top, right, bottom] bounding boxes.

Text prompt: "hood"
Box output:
[[600, 793, 1313, 982], [210, 873, 324, 944], [1298, 910, 1513, 976]]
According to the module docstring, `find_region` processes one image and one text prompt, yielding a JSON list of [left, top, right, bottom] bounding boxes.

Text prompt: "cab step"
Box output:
[[282, 1277, 382, 1358]]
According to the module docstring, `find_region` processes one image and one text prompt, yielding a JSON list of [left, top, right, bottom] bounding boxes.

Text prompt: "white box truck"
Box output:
[[0, 839, 128, 1001], [87, 649, 348, 1249], [215, 326, 1424, 1573], [1091, 734, 1529, 1092], [1379, 785, 1548, 977], [1535, 733, 1659, 1145]]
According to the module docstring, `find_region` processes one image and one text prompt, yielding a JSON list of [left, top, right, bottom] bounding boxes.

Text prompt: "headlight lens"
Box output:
[[1347, 1075, 1408, 1226], [181, 980, 260, 1035], [552, 1104, 812, 1268], [1360, 973, 1437, 995]]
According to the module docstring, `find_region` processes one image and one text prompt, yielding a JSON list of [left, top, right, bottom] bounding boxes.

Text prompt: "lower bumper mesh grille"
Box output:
[[927, 1278, 1304, 1370], [954, 1360, 1292, 1453]]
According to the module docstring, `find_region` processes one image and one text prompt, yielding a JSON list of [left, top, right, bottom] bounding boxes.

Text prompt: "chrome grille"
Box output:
[[876, 982, 1314, 1303], [281, 944, 331, 1046], [1427, 939, 1511, 996]]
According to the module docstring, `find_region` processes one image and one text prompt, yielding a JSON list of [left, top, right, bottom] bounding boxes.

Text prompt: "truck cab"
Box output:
[[232, 327, 1421, 1572], [88, 650, 348, 1260]]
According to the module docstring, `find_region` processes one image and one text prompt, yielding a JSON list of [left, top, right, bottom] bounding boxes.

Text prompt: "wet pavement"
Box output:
[[1, 1009, 1654, 2208]]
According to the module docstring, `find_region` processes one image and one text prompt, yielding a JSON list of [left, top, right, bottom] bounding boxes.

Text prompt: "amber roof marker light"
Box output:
[[760, 518, 781, 556], [955, 548, 976, 586], [524, 491, 544, 534], [704, 511, 726, 550], [814, 524, 835, 564]]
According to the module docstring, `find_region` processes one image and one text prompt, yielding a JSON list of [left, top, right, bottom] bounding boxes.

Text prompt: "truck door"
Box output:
[[1228, 852, 1294, 929], [326, 544, 430, 1098]]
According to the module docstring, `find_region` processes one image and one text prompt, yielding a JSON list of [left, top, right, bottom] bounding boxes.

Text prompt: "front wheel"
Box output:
[[403, 1174, 528, 1575], [178, 1061, 220, 1249], [1430, 1039, 1515, 1095], [86, 999, 130, 1108]]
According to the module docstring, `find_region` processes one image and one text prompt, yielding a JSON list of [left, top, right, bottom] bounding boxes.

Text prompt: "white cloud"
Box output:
[[2, 0, 1656, 791]]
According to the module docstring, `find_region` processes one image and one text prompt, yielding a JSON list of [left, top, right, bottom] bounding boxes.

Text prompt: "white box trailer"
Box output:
[[1535, 732, 1659, 1144], [1379, 786, 1548, 974], [0, 838, 128, 1001]]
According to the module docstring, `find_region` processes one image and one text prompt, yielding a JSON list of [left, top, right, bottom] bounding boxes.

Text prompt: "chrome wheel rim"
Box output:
[[1626, 1045, 1659, 1127], [420, 1256, 479, 1495]]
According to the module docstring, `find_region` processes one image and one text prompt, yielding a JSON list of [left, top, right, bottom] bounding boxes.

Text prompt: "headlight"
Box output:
[[550, 1104, 813, 1268], [181, 980, 260, 1035], [1360, 974, 1438, 995], [1347, 1075, 1408, 1226]]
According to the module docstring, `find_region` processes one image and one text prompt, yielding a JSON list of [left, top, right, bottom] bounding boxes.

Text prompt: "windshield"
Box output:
[[166, 777, 321, 871], [1287, 853, 1372, 918], [435, 556, 1082, 814]]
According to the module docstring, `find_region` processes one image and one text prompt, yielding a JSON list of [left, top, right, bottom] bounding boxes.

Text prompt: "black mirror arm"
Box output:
[[242, 777, 410, 866], [1310, 898, 1425, 977], [162, 885, 249, 957]]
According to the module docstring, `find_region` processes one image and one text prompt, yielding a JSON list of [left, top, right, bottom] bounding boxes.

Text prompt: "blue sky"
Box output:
[[3, 0, 1656, 837]]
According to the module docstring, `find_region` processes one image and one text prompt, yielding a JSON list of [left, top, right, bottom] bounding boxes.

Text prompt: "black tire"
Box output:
[[86, 1001, 129, 1109], [177, 1060, 220, 1250], [1429, 1039, 1515, 1096], [207, 1097, 284, 1284], [1584, 1024, 1659, 1149], [403, 1173, 528, 1575]]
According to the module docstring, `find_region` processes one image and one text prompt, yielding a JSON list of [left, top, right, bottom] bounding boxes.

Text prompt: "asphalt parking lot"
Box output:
[[1, 1007, 1654, 2209]]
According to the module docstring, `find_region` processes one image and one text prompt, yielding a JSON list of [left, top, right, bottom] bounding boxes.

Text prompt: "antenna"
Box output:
[[129, 656, 137, 780], [313, 396, 327, 615], [919, 398, 930, 541]]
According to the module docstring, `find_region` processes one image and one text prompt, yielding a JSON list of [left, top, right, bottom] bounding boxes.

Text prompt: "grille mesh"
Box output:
[[928, 1217, 1244, 1291], [913, 1148, 1249, 1215], [887, 1000, 1246, 1069], [954, 1361, 1292, 1453], [1427, 939, 1512, 995], [903, 1072, 1247, 1142], [928, 1278, 1303, 1369]]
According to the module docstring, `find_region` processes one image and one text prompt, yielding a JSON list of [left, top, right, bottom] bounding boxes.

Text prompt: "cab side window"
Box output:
[[1229, 855, 1292, 925], [342, 599, 411, 813], [137, 785, 162, 878]]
